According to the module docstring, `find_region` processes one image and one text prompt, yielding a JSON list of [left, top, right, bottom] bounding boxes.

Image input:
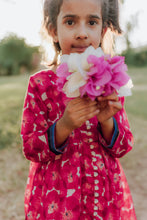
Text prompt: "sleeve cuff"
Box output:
[[98, 117, 119, 149], [47, 122, 68, 155]]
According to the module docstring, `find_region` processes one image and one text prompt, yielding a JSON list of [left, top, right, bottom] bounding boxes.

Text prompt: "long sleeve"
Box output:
[[21, 71, 67, 163], [98, 97, 133, 158]]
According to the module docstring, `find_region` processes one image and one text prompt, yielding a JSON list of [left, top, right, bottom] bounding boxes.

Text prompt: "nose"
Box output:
[[75, 24, 88, 39]]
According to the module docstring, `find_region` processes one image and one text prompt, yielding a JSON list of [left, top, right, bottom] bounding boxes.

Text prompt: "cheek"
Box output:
[[58, 28, 70, 43], [92, 34, 101, 48], [96, 29, 102, 44]]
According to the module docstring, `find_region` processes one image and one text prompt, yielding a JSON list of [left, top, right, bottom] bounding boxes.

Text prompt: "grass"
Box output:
[[125, 90, 147, 120], [125, 66, 147, 120], [0, 74, 29, 149], [128, 66, 147, 85]]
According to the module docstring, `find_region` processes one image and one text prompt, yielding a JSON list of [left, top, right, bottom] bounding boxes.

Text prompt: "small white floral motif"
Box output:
[[67, 189, 75, 197], [38, 135, 47, 144], [41, 92, 48, 101]]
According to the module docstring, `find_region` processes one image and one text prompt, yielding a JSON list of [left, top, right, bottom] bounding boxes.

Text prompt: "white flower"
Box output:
[[63, 71, 87, 97], [60, 46, 104, 97], [61, 46, 104, 73], [118, 79, 134, 97], [61, 53, 81, 73], [81, 46, 104, 70]]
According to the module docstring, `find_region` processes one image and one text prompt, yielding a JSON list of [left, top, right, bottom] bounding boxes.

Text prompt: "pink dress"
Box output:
[[21, 70, 137, 220]]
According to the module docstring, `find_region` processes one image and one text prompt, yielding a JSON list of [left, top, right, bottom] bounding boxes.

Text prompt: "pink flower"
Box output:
[[56, 63, 71, 91], [80, 55, 112, 100], [56, 46, 133, 100], [108, 56, 130, 90]]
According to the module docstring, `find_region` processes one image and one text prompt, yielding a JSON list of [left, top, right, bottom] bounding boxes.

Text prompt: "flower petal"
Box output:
[[118, 79, 133, 97]]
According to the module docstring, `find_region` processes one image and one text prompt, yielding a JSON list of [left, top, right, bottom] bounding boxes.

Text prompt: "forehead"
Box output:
[[59, 0, 102, 17]]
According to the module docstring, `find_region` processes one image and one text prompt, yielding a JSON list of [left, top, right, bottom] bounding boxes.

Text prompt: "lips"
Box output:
[[72, 45, 89, 53]]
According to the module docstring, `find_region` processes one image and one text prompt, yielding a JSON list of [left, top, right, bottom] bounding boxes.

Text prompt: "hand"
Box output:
[[60, 96, 99, 132], [55, 96, 99, 147], [96, 92, 122, 124], [95, 92, 122, 143]]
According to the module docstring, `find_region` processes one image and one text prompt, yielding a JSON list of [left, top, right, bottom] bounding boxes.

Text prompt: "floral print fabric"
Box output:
[[21, 70, 136, 220]]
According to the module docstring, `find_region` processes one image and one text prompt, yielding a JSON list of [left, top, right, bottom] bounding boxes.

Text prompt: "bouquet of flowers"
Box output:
[[56, 46, 133, 100]]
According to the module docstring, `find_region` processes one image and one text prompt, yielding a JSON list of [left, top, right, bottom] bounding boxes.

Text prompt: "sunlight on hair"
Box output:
[[102, 29, 115, 56], [41, 41, 55, 65]]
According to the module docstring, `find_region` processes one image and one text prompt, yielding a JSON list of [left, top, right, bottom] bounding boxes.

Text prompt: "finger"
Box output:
[[96, 100, 108, 109], [70, 106, 99, 128], [108, 100, 122, 110], [97, 92, 119, 102], [69, 96, 83, 104], [80, 108, 100, 122], [71, 96, 94, 104], [72, 99, 98, 112], [75, 104, 99, 117], [98, 94, 118, 101]]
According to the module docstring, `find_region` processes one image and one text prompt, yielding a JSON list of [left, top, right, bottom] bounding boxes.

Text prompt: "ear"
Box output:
[[48, 23, 58, 43]]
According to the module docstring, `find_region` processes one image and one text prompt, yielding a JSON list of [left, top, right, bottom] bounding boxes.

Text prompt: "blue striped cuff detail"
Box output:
[[107, 117, 119, 148], [98, 117, 119, 149], [47, 122, 68, 155]]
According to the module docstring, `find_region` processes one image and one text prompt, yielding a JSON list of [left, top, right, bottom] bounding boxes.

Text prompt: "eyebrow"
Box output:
[[63, 14, 101, 20], [89, 15, 101, 20]]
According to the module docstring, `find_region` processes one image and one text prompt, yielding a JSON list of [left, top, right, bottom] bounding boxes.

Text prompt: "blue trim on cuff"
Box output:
[[47, 122, 67, 155], [107, 117, 119, 149], [97, 117, 119, 149]]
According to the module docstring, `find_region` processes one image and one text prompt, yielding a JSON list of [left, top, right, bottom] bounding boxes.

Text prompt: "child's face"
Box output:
[[53, 0, 103, 55]]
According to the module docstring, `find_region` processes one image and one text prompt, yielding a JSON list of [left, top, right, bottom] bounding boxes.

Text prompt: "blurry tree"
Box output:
[[119, 0, 138, 50], [0, 34, 40, 76], [125, 13, 139, 50]]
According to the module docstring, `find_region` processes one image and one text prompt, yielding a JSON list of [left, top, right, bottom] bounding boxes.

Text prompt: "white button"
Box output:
[[93, 166, 98, 170], [90, 145, 94, 149], [91, 151, 96, 156], [95, 186, 99, 190], [92, 158, 97, 162], [86, 120, 90, 125], [94, 206, 98, 211], [94, 172, 98, 177], [94, 180, 99, 184], [87, 132, 92, 136], [94, 192, 99, 197], [87, 125, 91, 130], [94, 212, 97, 216], [89, 138, 93, 142], [94, 199, 98, 204]]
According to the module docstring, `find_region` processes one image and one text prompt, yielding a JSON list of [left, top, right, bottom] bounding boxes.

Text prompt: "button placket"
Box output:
[[87, 122, 100, 218], [90, 146, 100, 218]]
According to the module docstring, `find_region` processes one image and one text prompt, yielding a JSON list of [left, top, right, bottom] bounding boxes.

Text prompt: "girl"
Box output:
[[21, 0, 137, 219]]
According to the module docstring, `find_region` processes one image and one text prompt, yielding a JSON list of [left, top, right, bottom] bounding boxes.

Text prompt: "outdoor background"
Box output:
[[0, 0, 147, 219]]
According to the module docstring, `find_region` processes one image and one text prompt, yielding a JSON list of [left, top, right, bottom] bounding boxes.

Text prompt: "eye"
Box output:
[[66, 20, 74, 26], [89, 20, 97, 26]]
